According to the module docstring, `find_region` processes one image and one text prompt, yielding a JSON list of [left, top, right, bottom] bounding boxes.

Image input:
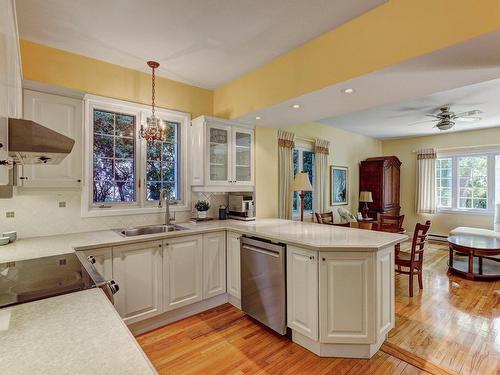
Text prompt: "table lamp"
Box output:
[[291, 172, 313, 222], [359, 191, 373, 219]]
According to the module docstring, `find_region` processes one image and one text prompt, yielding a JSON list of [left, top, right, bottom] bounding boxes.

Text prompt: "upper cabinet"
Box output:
[[0, 0, 22, 120], [191, 116, 254, 192], [19, 90, 83, 188]]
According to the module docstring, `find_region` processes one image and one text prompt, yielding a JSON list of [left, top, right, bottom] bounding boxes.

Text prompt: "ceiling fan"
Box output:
[[409, 106, 482, 131]]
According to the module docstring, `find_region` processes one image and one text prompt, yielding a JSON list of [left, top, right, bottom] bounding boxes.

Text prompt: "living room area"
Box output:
[[292, 72, 500, 375]]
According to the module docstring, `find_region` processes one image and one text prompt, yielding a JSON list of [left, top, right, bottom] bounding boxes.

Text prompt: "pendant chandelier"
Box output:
[[140, 61, 168, 142]]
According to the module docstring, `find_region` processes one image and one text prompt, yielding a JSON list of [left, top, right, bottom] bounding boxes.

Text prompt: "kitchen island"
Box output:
[[0, 219, 406, 359]]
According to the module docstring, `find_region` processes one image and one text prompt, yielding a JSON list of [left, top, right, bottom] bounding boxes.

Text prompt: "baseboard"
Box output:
[[428, 234, 448, 242], [227, 294, 241, 309], [129, 294, 229, 336], [292, 330, 386, 359]]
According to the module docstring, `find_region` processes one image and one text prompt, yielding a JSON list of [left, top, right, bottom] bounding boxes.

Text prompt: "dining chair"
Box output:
[[377, 213, 405, 228], [314, 212, 334, 225], [395, 220, 431, 297]]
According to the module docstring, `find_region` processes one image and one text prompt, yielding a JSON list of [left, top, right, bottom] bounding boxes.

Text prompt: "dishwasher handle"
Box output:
[[241, 244, 281, 258]]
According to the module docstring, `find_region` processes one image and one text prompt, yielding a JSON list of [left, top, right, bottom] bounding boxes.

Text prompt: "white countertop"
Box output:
[[0, 219, 407, 263], [0, 289, 156, 375]]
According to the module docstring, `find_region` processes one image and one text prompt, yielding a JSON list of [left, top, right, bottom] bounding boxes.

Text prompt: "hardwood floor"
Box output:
[[137, 303, 429, 374], [137, 241, 499, 375], [389, 241, 500, 375]]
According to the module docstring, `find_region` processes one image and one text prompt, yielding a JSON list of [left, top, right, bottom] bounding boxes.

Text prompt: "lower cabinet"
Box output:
[[112, 241, 163, 324], [202, 232, 226, 299], [319, 251, 373, 344], [83, 247, 112, 280], [287, 246, 318, 340], [226, 231, 241, 299], [163, 235, 203, 311]]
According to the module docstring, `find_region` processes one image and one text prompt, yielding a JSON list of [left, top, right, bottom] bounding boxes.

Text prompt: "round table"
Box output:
[[448, 234, 500, 280]]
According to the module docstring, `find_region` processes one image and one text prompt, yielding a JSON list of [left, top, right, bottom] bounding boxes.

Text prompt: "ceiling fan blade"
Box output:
[[454, 110, 482, 117], [408, 119, 438, 126], [455, 117, 482, 122]]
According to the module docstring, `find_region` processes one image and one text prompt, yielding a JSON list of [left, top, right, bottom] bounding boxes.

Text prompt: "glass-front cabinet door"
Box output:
[[207, 124, 231, 184], [232, 128, 253, 185]]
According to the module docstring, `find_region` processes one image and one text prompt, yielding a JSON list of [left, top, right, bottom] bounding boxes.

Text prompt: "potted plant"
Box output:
[[194, 200, 210, 219]]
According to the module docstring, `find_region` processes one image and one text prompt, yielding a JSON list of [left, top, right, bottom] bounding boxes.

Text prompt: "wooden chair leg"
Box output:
[[418, 269, 423, 290], [409, 271, 414, 297]]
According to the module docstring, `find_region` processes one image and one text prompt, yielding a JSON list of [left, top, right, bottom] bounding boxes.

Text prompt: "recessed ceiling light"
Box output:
[[291, 104, 301, 109], [342, 88, 354, 94], [255, 116, 261, 120]]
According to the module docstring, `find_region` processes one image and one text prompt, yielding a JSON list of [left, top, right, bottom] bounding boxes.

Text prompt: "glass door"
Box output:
[[233, 129, 253, 184], [208, 124, 231, 184]]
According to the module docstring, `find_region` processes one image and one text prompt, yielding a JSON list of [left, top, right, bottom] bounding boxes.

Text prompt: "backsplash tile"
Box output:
[[0, 190, 233, 239]]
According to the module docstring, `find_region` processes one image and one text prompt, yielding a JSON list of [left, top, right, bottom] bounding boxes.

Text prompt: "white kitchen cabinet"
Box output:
[[163, 235, 203, 311], [202, 232, 226, 299], [191, 115, 254, 192], [83, 247, 112, 280], [319, 251, 374, 344], [287, 246, 318, 340], [226, 231, 241, 300], [112, 240, 163, 324], [19, 90, 83, 188]]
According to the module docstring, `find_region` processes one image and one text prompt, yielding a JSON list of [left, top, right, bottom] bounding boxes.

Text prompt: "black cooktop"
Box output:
[[0, 252, 102, 308]]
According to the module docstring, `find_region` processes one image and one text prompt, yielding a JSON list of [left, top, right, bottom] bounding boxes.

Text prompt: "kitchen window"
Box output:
[[292, 142, 315, 217], [436, 149, 499, 214], [82, 95, 190, 217]]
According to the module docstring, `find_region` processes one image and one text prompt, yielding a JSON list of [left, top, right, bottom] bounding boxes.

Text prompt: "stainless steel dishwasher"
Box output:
[[240, 236, 287, 335]]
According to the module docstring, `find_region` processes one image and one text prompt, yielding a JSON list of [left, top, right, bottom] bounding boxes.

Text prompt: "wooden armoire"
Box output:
[[359, 156, 401, 219]]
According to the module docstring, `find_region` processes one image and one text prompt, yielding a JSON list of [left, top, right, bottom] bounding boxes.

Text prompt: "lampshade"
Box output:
[[359, 191, 373, 203], [291, 172, 313, 192]]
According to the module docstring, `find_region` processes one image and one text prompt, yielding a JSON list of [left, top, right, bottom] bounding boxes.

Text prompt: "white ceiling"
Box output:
[[15, 0, 385, 89], [235, 30, 500, 139], [321, 78, 500, 139]]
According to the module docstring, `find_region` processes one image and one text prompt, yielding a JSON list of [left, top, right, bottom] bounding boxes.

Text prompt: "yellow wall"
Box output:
[[254, 122, 382, 220], [382, 128, 500, 236], [289, 123, 382, 221], [20, 40, 213, 117], [254, 126, 279, 218], [213, 0, 500, 119]]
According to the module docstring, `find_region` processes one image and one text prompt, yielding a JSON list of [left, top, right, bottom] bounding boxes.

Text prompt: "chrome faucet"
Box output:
[[158, 189, 175, 226]]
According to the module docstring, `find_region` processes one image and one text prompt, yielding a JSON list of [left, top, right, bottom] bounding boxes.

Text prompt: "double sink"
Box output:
[[118, 224, 189, 237]]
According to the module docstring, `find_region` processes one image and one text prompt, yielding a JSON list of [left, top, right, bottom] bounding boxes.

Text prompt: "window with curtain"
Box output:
[[292, 144, 315, 216], [436, 150, 499, 213]]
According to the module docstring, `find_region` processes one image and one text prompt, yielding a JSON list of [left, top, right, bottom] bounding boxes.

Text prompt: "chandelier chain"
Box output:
[[151, 65, 156, 118]]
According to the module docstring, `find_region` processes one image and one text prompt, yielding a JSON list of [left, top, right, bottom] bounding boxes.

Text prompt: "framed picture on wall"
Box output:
[[330, 166, 348, 206]]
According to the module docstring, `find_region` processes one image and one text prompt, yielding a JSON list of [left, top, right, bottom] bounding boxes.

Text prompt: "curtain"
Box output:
[[416, 148, 437, 214], [278, 130, 295, 219], [314, 138, 330, 215]]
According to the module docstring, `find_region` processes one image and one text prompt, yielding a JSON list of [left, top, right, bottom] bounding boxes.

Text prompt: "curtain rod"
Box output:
[[411, 143, 500, 153]]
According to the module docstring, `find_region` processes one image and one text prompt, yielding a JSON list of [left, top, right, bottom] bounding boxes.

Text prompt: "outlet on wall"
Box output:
[[5, 211, 14, 218], [59, 202, 66, 208]]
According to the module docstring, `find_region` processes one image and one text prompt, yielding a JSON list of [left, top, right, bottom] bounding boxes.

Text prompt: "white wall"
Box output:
[[382, 127, 500, 236]]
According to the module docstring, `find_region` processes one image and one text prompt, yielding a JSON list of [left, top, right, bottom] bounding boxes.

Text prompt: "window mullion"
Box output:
[[488, 154, 495, 209], [452, 156, 458, 210]]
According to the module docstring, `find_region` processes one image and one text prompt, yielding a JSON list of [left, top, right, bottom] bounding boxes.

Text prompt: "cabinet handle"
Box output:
[[158, 244, 162, 248], [322, 257, 326, 261], [309, 256, 315, 260], [19, 176, 28, 180]]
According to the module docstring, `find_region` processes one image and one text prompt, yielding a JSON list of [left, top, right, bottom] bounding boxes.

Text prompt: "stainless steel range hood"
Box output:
[[8, 118, 75, 165]]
